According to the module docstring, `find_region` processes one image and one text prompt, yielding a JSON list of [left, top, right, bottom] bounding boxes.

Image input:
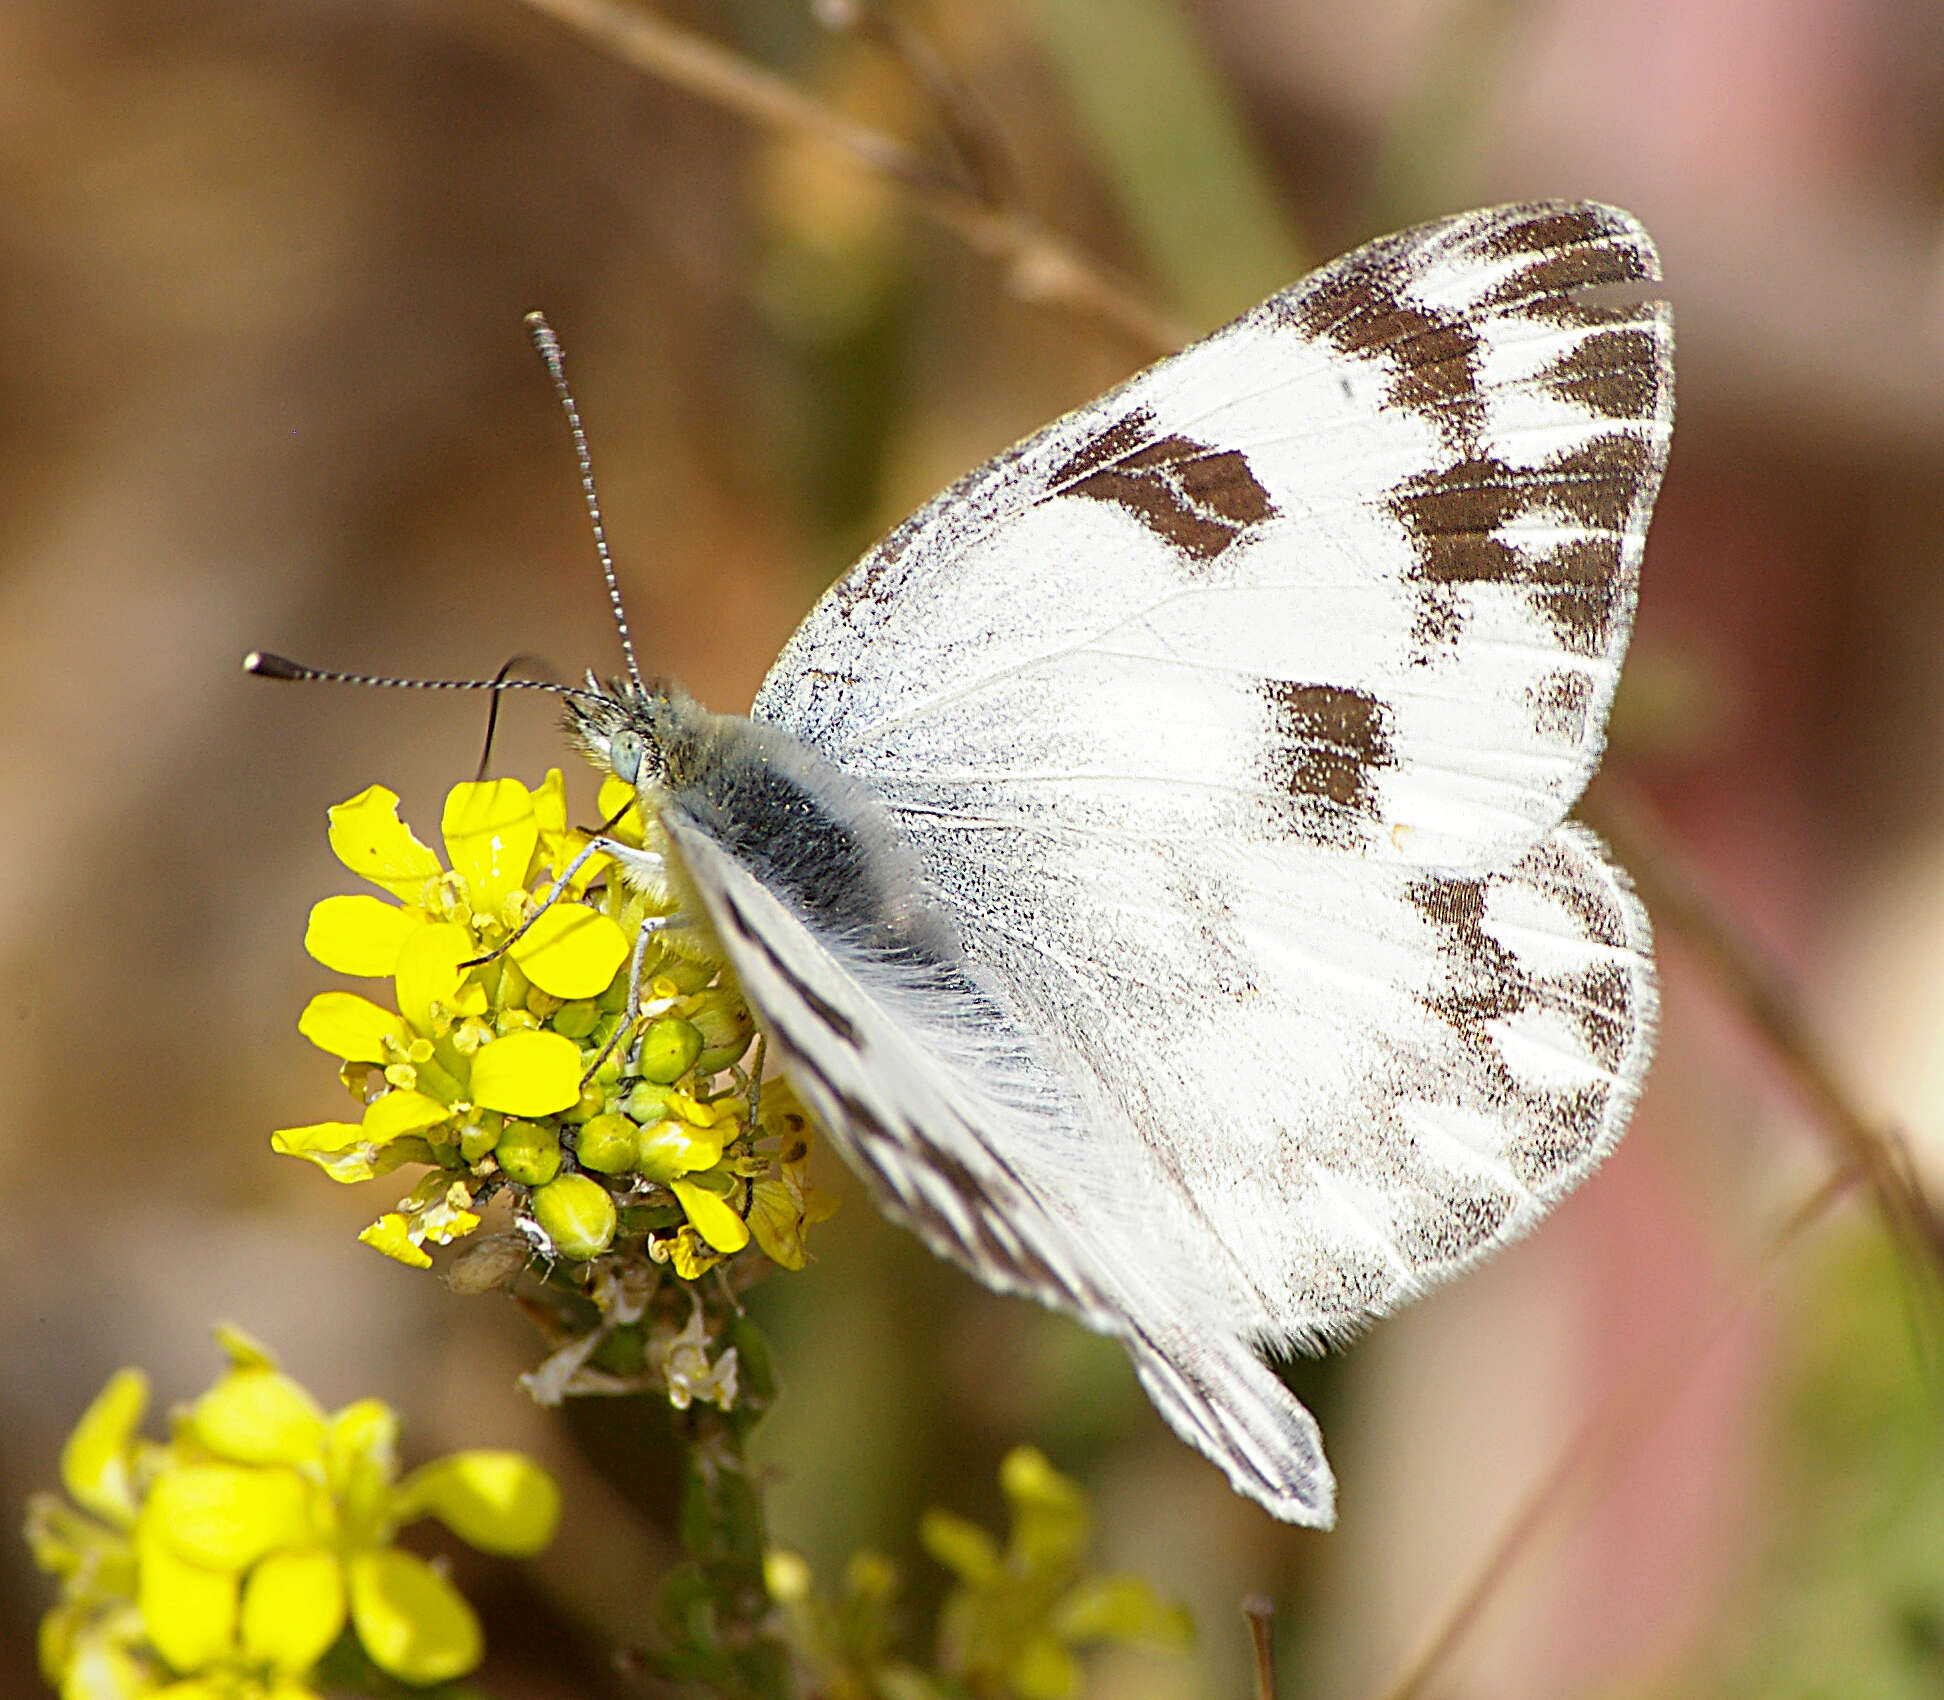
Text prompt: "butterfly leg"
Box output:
[[464, 835, 620, 969]]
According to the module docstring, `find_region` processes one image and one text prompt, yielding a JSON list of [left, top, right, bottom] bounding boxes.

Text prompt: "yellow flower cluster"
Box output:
[[274, 776, 832, 1280], [922, 1448, 1192, 1700], [767, 1448, 1191, 1700], [24, 1327, 558, 1700]]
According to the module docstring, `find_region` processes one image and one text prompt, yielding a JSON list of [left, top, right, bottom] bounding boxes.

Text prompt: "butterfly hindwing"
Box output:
[[658, 800, 1340, 1522]]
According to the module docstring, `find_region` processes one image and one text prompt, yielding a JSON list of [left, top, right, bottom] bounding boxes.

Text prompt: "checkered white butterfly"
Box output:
[[272, 202, 1671, 1526]]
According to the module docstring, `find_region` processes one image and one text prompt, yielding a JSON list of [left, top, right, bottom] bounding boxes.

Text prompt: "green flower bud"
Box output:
[[496, 1120, 561, 1187], [459, 1117, 500, 1164], [636, 1017, 703, 1084], [530, 1173, 616, 1259], [650, 949, 716, 994], [560, 1083, 603, 1125], [622, 1081, 682, 1124], [689, 989, 755, 1074], [575, 1113, 639, 1174], [551, 998, 602, 1040]]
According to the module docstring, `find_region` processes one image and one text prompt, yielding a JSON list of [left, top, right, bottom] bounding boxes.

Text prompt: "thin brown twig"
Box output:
[[1585, 775, 1944, 1277], [1241, 1593, 1277, 1700], [511, 0, 1187, 356], [1368, 1164, 1860, 1700], [812, 0, 1017, 209]]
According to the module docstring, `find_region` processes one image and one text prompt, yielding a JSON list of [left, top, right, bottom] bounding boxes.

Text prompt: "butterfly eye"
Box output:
[[609, 728, 646, 786]]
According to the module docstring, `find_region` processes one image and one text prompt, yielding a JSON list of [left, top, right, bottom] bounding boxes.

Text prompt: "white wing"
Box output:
[[659, 805, 1337, 1522], [737, 203, 1669, 1523]]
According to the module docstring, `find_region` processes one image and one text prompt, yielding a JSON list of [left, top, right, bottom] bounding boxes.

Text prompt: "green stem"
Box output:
[[654, 1303, 793, 1700], [676, 1401, 791, 1700]]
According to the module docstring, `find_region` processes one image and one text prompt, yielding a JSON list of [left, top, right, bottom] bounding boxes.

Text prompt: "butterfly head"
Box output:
[[563, 674, 700, 804]]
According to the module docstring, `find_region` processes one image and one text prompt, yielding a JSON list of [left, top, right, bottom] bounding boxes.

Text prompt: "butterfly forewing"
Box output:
[[757, 202, 1670, 872]]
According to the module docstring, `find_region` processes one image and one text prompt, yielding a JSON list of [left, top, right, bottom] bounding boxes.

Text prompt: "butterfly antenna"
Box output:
[[243, 651, 602, 707], [476, 654, 556, 780], [524, 311, 643, 694]]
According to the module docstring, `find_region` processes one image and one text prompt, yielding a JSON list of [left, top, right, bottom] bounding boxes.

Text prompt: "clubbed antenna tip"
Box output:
[[524, 310, 642, 693], [244, 651, 309, 680]]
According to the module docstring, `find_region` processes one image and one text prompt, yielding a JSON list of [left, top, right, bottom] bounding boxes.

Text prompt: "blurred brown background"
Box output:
[[3, 0, 1943, 1695]]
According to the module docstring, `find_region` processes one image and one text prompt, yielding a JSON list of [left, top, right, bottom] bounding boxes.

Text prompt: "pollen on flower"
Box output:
[[276, 775, 837, 1400], [23, 1328, 558, 1700]]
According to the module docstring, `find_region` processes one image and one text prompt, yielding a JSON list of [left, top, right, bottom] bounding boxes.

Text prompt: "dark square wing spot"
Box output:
[[1393, 1177, 1519, 1268], [1260, 681, 1397, 844], [1388, 434, 1652, 655], [1410, 865, 1638, 1186], [1504, 1087, 1608, 1188], [1051, 407, 1278, 568], [1477, 205, 1614, 262], [1528, 670, 1594, 742], [1283, 272, 1486, 450], [1542, 327, 1662, 420], [1408, 876, 1530, 1037]]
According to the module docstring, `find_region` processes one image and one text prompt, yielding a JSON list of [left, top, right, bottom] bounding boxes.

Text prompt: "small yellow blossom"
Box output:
[[24, 1328, 559, 1700], [926, 1448, 1192, 1700]]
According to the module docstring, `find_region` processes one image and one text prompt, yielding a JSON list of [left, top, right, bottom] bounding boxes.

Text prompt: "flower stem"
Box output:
[[653, 1306, 793, 1700]]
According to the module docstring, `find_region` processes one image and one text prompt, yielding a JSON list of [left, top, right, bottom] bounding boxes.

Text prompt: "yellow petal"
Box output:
[[396, 1452, 561, 1556], [747, 1179, 807, 1271], [918, 1508, 1002, 1585], [212, 1324, 278, 1371], [327, 786, 442, 902], [597, 774, 648, 844], [240, 1547, 346, 1672], [1009, 1633, 1082, 1700], [60, 1369, 148, 1527], [186, 1369, 327, 1468], [361, 1090, 453, 1143], [393, 923, 481, 1037], [670, 1179, 751, 1254], [304, 894, 419, 978], [441, 780, 538, 917], [297, 992, 408, 1064], [508, 903, 630, 999], [144, 1464, 315, 1571], [1051, 1575, 1193, 1649], [136, 1518, 238, 1672], [359, 1213, 433, 1269], [408, 1178, 482, 1246], [532, 767, 568, 841], [665, 1226, 726, 1280], [468, 1029, 582, 1116], [634, 1120, 725, 1185], [325, 1399, 399, 1535], [346, 1548, 483, 1685], [1002, 1446, 1089, 1569], [58, 1621, 153, 1700], [270, 1123, 383, 1184]]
